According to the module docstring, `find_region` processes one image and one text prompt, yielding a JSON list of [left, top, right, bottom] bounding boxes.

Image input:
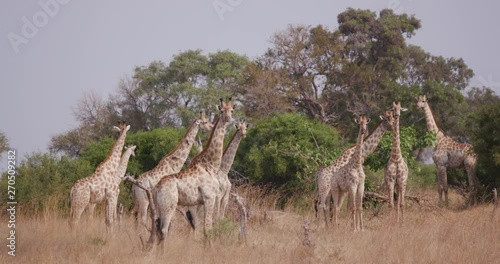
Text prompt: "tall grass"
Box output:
[[1, 186, 499, 263]]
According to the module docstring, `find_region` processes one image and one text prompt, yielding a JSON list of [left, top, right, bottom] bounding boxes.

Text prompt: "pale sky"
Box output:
[[1, 0, 499, 168]]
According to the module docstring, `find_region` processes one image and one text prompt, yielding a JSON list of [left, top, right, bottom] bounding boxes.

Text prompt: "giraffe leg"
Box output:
[[347, 188, 356, 231], [69, 186, 90, 229], [87, 203, 96, 220], [386, 175, 395, 221], [436, 165, 448, 206], [331, 187, 340, 228], [317, 189, 330, 228], [106, 195, 118, 232], [398, 180, 407, 223], [464, 157, 477, 192], [356, 182, 365, 231], [203, 198, 216, 238], [221, 184, 231, 219]]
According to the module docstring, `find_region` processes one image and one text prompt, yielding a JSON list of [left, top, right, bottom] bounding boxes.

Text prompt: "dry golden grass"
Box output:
[[1, 188, 499, 264]]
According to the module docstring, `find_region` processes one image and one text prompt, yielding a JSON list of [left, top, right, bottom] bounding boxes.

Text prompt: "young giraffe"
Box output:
[[103, 145, 136, 228], [316, 111, 393, 227], [384, 102, 408, 222], [154, 98, 234, 245], [132, 112, 212, 232], [215, 120, 250, 220], [417, 95, 477, 205], [331, 115, 370, 231], [69, 121, 130, 229]]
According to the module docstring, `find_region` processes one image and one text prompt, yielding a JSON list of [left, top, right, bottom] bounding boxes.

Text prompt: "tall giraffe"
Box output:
[[331, 115, 369, 231], [132, 112, 212, 231], [384, 102, 408, 222], [70, 121, 130, 228], [215, 120, 250, 220], [417, 95, 477, 205], [316, 111, 393, 227], [154, 98, 234, 244]]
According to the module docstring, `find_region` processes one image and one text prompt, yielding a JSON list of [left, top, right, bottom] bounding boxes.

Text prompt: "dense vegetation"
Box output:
[[1, 8, 499, 214]]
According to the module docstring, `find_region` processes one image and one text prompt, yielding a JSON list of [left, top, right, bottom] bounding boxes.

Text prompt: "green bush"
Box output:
[[233, 113, 341, 199], [0, 153, 94, 215], [470, 101, 500, 190]]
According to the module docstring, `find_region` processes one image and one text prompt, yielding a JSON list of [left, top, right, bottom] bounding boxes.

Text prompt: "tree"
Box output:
[[50, 91, 119, 157], [469, 91, 500, 190], [233, 113, 341, 197], [0, 131, 9, 158]]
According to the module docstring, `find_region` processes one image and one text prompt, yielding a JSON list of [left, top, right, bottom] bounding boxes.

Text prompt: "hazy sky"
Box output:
[[1, 0, 499, 167]]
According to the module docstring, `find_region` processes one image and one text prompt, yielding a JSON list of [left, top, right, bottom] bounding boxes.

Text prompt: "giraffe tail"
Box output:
[[185, 209, 196, 230]]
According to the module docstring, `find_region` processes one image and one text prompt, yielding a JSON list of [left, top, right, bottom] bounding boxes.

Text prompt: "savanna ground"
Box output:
[[1, 185, 499, 264]]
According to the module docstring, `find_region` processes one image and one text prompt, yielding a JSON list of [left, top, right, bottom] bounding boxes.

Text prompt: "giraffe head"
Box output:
[[416, 95, 427, 110], [113, 121, 130, 133], [197, 111, 214, 132], [217, 97, 234, 124], [124, 145, 136, 157], [380, 110, 394, 129], [234, 120, 250, 138], [354, 115, 370, 135], [392, 101, 408, 117]]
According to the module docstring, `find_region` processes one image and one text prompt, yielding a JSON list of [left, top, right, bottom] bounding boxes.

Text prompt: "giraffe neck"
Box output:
[[193, 116, 227, 171], [390, 116, 403, 160], [155, 119, 199, 172], [96, 128, 128, 173], [114, 149, 134, 180], [352, 125, 365, 167], [361, 121, 389, 159], [422, 103, 444, 139], [219, 130, 244, 174]]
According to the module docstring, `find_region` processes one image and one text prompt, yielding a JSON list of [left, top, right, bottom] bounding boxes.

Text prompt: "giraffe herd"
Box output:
[[69, 96, 478, 242]]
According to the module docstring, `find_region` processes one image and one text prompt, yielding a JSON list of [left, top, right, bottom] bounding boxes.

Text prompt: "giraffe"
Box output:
[[103, 144, 136, 228], [69, 121, 130, 229], [215, 120, 250, 220], [316, 111, 393, 227], [153, 98, 234, 245], [132, 112, 212, 232], [331, 115, 370, 231], [417, 95, 477, 205], [384, 102, 408, 222]]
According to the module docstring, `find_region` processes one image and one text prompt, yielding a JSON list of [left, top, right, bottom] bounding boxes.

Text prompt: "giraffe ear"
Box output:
[[367, 118, 371, 124], [401, 107, 408, 112], [233, 123, 238, 130], [379, 115, 384, 120], [113, 126, 120, 132], [354, 119, 359, 124], [125, 125, 131, 131]]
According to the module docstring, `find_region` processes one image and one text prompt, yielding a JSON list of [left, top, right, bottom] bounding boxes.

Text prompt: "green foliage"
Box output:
[[0, 153, 94, 214], [0, 131, 9, 158], [470, 99, 500, 189], [207, 218, 238, 243], [364, 126, 425, 171], [234, 113, 340, 198], [407, 163, 437, 188]]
